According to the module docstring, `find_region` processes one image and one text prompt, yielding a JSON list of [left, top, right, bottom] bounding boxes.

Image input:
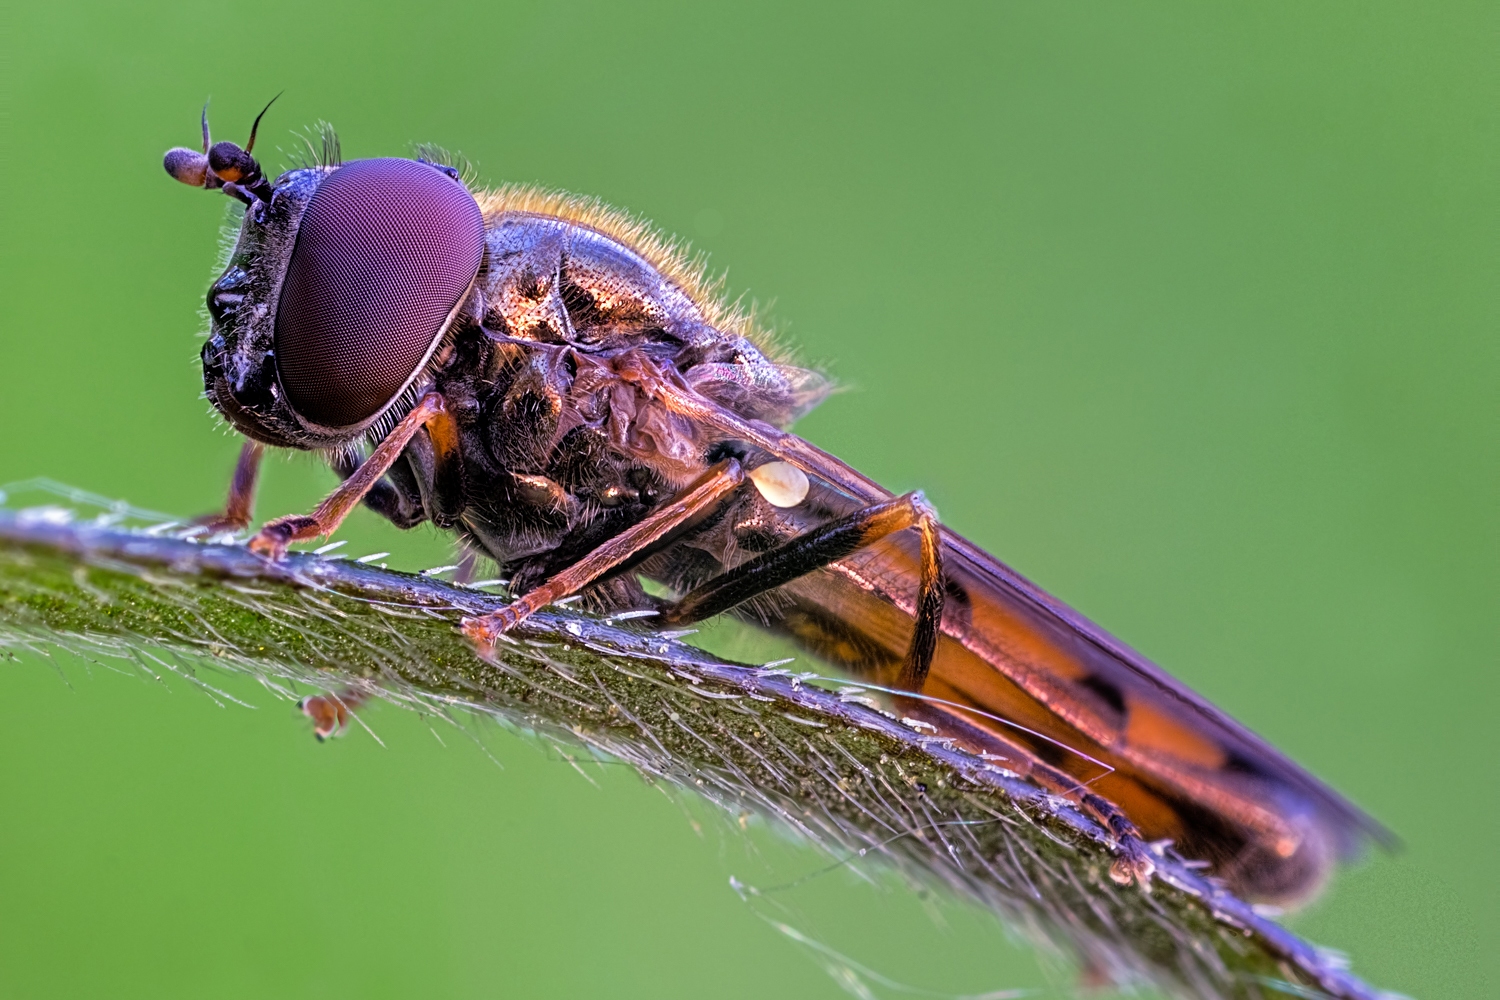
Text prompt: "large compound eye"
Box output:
[[274, 158, 485, 430]]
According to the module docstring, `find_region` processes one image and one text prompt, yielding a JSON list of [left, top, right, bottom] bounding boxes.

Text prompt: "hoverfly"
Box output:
[[164, 105, 1387, 907]]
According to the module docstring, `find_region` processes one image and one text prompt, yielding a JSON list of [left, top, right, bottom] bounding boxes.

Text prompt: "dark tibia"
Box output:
[[662, 492, 945, 692], [901, 496, 943, 691], [194, 440, 264, 531]]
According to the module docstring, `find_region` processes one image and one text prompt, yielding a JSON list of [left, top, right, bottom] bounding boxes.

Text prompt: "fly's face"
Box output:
[[198, 164, 325, 448], [168, 112, 486, 450]]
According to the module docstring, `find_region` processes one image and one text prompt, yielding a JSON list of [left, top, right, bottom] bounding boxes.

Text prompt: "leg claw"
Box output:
[[1108, 838, 1157, 890], [247, 516, 320, 559], [459, 616, 494, 653], [460, 608, 522, 657]]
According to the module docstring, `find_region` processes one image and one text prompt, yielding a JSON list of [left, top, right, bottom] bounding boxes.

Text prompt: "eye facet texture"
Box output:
[[275, 158, 485, 429]]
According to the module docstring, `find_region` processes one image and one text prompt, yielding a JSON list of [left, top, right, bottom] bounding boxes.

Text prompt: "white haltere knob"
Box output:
[[748, 461, 810, 508]]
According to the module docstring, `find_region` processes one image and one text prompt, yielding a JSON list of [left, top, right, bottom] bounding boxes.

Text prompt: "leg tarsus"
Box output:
[[901, 699, 1155, 891], [459, 608, 523, 653], [247, 514, 320, 559], [1081, 789, 1156, 890]]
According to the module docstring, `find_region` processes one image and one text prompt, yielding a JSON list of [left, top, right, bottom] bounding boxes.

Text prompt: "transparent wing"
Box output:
[[684, 362, 832, 429]]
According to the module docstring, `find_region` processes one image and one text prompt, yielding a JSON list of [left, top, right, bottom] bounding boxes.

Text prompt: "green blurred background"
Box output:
[[1, 3, 1494, 997]]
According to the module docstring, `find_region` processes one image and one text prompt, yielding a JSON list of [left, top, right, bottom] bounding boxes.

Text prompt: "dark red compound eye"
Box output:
[[274, 158, 485, 430]]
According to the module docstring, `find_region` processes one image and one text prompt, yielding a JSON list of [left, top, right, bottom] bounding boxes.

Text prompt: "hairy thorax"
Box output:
[[418, 203, 833, 603]]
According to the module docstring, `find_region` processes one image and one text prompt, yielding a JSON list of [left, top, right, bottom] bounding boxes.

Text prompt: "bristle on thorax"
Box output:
[[474, 185, 786, 360]]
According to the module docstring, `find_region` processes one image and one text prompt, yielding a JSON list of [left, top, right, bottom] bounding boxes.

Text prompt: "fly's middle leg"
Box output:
[[459, 460, 746, 650], [662, 491, 946, 692]]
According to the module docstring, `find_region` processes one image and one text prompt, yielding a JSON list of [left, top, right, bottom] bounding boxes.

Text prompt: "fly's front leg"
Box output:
[[460, 460, 746, 651], [662, 491, 946, 692], [193, 440, 264, 532], [248, 393, 449, 559]]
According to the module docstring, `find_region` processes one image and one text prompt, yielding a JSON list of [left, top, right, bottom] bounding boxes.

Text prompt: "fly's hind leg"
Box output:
[[1012, 753, 1156, 889], [662, 491, 945, 692], [192, 440, 264, 532], [901, 702, 1156, 889]]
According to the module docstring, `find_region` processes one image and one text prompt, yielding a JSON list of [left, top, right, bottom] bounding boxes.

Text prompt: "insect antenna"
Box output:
[[164, 94, 280, 205], [163, 99, 222, 190], [244, 91, 281, 154]]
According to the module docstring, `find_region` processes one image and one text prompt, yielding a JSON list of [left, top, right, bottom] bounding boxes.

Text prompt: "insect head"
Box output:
[[164, 102, 485, 449]]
